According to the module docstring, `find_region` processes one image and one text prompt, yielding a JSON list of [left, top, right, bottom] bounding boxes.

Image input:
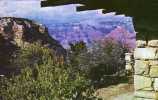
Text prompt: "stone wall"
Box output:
[[134, 40, 158, 100]]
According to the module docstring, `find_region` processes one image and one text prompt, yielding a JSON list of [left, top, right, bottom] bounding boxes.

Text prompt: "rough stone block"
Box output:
[[148, 40, 158, 47], [134, 60, 150, 75], [134, 75, 152, 90], [149, 66, 158, 77], [136, 40, 147, 47], [149, 60, 158, 66], [134, 48, 158, 60], [154, 78, 158, 91], [134, 91, 158, 99]]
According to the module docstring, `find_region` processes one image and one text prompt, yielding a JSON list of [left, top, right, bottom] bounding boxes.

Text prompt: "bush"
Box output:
[[0, 43, 97, 100]]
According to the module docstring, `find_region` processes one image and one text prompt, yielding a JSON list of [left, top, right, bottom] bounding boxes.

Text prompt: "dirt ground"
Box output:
[[95, 83, 134, 100]]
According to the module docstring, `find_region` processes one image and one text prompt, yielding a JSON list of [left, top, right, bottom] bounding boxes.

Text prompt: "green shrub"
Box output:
[[0, 43, 97, 100]]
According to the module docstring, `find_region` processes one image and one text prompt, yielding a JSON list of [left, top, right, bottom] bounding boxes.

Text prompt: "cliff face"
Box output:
[[0, 17, 66, 73]]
